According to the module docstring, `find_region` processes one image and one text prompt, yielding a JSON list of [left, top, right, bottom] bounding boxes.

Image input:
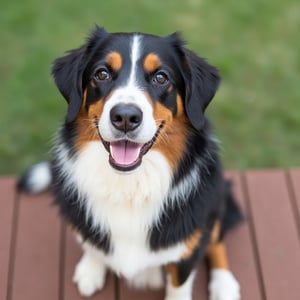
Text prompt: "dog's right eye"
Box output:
[[94, 68, 112, 82], [152, 71, 169, 87]]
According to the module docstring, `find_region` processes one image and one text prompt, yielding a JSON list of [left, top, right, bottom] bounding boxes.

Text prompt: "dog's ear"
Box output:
[[165, 33, 221, 130], [183, 49, 221, 130], [52, 26, 108, 123], [52, 46, 85, 123]]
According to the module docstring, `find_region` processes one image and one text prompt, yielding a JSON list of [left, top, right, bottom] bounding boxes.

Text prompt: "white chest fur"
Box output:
[[62, 142, 186, 278]]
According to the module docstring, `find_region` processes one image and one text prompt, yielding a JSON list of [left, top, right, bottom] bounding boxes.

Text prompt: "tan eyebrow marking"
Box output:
[[106, 51, 122, 71], [143, 53, 162, 73]]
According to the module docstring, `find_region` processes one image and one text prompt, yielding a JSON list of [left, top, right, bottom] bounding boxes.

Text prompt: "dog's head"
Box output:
[[52, 26, 220, 172]]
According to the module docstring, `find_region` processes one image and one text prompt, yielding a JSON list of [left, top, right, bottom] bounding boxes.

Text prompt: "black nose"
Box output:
[[110, 104, 143, 132]]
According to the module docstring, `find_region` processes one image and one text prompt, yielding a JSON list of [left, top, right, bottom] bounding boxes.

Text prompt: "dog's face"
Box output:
[[52, 27, 220, 172]]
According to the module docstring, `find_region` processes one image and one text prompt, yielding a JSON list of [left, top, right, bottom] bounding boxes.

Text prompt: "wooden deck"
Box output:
[[1, 169, 300, 300]]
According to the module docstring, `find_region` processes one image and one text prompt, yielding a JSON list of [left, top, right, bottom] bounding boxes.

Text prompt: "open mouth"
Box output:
[[101, 122, 165, 172]]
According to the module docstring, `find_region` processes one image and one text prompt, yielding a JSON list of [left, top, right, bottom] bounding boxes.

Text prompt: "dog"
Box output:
[[18, 26, 242, 300]]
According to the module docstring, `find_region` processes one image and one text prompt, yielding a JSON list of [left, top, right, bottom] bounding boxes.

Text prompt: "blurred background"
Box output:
[[1, 0, 299, 175]]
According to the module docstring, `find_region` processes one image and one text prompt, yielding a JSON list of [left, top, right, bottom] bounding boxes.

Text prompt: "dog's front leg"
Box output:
[[73, 240, 107, 297], [165, 260, 196, 300], [207, 241, 240, 300]]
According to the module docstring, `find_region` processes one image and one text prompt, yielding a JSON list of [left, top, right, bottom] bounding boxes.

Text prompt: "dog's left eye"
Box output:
[[94, 68, 112, 82], [152, 71, 169, 86]]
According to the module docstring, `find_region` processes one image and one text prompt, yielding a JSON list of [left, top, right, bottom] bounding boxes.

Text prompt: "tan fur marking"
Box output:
[[166, 264, 180, 287], [143, 53, 162, 73], [152, 95, 190, 171], [75, 89, 105, 150], [106, 51, 122, 71], [176, 94, 185, 116], [81, 89, 88, 108], [167, 85, 173, 94], [210, 220, 221, 244], [207, 242, 230, 270], [181, 230, 202, 260]]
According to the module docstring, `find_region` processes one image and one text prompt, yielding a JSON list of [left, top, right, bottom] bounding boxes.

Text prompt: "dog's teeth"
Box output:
[[135, 148, 141, 160], [110, 145, 114, 159]]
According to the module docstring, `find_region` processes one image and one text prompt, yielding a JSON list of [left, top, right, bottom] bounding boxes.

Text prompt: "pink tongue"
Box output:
[[110, 141, 143, 165]]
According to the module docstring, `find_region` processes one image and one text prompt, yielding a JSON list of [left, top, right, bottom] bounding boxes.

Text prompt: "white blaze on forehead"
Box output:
[[128, 34, 141, 87], [98, 33, 157, 145]]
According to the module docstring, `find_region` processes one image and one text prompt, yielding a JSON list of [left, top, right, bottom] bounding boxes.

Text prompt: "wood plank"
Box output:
[[192, 263, 209, 300], [245, 170, 300, 300], [225, 172, 263, 300], [288, 169, 300, 235], [1, 169, 299, 300], [0, 178, 16, 300], [11, 193, 62, 300], [63, 225, 116, 300]]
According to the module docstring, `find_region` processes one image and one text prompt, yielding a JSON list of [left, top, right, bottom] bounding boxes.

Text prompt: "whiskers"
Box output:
[[79, 117, 100, 141], [154, 118, 186, 146], [153, 119, 168, 145]]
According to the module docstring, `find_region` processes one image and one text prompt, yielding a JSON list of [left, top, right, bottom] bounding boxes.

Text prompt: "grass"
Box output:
[[1, 0, 300, 175]]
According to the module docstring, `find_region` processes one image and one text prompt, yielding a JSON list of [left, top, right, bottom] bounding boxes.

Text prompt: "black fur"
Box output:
[[183, 49, 220, 130], [164, 32, 220, 130], [18, 26, 242, 293], [52, 26, 108, 123], [52, 27, 220, 130], [52, 152, 111, 253], [149, 121, 222, 250]]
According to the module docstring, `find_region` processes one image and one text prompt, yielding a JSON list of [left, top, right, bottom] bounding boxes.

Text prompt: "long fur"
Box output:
[[17, 27, 242, 300]]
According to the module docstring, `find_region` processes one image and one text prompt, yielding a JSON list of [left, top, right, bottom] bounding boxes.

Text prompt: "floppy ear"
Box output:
[[165, 33, 221, 130], [183, 49, 221, 130], [52, 26, 108, 123]]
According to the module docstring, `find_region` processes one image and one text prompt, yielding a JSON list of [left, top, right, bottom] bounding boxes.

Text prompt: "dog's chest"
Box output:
[[70, 143, 185, 277], [102, 203, 185, 278]]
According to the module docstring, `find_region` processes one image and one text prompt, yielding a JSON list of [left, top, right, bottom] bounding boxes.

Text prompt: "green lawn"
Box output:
[[1, 0, 300, 175]]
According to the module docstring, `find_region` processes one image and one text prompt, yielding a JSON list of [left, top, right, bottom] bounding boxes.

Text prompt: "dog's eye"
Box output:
[[152, 71, 169, 86], [94, 68, 112, 82]]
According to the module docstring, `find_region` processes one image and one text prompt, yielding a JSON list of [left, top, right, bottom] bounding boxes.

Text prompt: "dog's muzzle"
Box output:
[[98, 104, 165, 172]]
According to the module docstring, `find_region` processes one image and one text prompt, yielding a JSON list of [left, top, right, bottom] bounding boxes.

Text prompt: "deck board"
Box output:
[[192, 264, 209, 300], [1, 169, 300, 300], [288, 169, 300, 237], [10, 193, 61, 300], [245, 170, 300, 300], [0, 178, 16, 300], [225, 172, 263, 300]]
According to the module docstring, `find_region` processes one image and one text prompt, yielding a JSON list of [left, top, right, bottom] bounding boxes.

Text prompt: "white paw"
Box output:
[[165, 270, 195, 300], [73, 254, 107, 297], [209, 269, 241, 300], [128, 267, 164, 290]]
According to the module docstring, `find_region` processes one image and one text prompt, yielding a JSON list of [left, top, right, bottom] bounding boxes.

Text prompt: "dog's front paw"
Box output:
[[73, 254, 107, 297], [209, 269, 240, 300], [164, 270, 195, 300]]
